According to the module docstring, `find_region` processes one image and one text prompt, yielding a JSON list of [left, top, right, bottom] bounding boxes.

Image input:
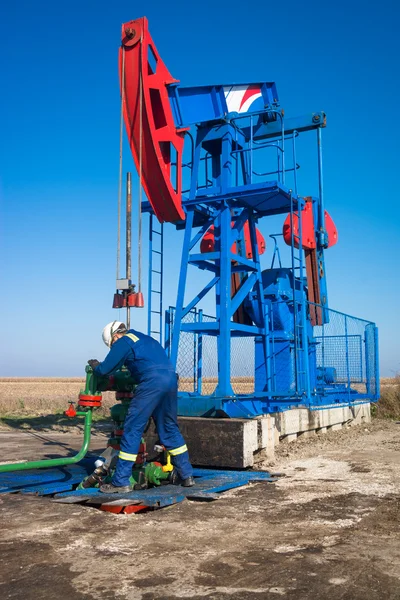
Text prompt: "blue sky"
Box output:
[[1, 0, 399, 377]]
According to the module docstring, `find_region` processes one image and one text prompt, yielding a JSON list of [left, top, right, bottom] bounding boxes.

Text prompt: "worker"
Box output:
[[88, 321, 194, 493]]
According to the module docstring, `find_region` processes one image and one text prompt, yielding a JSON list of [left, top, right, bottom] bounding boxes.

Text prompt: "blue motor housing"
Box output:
[[245, 268, 317, 395]]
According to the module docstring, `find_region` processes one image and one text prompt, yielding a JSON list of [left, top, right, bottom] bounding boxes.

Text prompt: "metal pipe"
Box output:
[[317, 127, 325, 234], [0, 409, 93, 473], [117, 47, 126, 281], [292, 130, 298, 195], [126, 172, 132, 328]]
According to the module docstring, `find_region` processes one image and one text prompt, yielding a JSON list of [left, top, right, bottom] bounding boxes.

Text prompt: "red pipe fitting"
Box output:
[[78, 394, 102, 407]]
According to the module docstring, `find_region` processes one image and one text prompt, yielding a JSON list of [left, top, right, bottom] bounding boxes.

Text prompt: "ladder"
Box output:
[[289, 194, 310, 398], [147, 213, 164, 343]]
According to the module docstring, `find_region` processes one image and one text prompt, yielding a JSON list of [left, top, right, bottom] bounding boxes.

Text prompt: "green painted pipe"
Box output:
[[0, 409, 93, 473]]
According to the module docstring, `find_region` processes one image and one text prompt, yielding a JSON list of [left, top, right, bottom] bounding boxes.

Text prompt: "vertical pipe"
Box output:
[[289, 193, 299, 393], [297, 201, 311, 399], [317, 128, 325, 235], [250, 117, 253, 185], [292, 131, 298, 195], [216, 204, 234, 397], [193, 308, 197, 393], [280, 111, 285, 184], [117, 48, 126, 282], [126, 172, 132, 329], [138, 184, 142, 294], [159, 223, 164, 344], [148, 214, 153, 336], [277, 146, 280, 183], [344, 315, 351, 402], [364, 329, 370, 395], [171, 209, 194, 367], [374, 326, 380, 402], [197, 309, 203, 395]]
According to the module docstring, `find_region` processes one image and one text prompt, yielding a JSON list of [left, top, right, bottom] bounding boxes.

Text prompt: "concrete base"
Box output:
[[163, 404, 371, 468]]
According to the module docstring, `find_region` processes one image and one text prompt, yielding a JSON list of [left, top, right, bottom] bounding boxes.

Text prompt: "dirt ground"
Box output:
[[0, 419, 399, 600]]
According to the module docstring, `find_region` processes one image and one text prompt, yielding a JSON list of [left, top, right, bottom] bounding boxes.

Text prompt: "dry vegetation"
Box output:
[[0, 377, 398, 421], [374, 375, 400, 419]]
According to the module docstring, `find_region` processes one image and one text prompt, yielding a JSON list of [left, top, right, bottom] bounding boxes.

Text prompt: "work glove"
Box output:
[[88, 359, 100, 370]]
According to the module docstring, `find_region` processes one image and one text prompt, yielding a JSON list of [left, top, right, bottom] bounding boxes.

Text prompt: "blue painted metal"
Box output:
[[147, 214, 164, 343], [52, 468, 276, 506], [138, 63, 378, 418], [168, 82, 279, 128], [0, 463, 276, 508], [0, 463, 89, 495]]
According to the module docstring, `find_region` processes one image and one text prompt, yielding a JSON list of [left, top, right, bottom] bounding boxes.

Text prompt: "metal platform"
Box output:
[[0, 462, 276, 510]]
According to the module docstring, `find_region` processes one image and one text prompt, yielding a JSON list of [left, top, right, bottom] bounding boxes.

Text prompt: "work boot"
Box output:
[[181, 476, 195, 487], [170, 470, 195, 487], [99, 483, 132, 494]]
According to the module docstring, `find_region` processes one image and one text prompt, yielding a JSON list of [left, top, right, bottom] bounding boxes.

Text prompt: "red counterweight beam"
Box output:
[[120, 17, 186, 223], [283, 199, 338, 326]]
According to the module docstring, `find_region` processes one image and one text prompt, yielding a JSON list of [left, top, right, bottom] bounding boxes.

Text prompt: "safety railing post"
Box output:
[[344, 315, 351, 402], [197, 310, 203, 395]]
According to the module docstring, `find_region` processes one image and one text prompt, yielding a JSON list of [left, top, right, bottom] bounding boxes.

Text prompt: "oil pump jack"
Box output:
[[117, 17, 378, 417]]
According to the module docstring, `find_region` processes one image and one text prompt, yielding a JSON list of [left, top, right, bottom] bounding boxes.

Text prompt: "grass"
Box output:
[[1, 377, 399, 427], [373, 375, 400, 420]]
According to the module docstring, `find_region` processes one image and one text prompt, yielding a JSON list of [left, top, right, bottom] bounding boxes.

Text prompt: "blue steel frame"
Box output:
[[141, 82, 378, 418]]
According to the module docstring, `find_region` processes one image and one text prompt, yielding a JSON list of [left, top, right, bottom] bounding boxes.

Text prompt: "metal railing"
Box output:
[[165, 302, 379, 405]]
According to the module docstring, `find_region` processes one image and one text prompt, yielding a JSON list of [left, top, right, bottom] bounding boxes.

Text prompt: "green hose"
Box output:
[[0, 409, 93, 473]]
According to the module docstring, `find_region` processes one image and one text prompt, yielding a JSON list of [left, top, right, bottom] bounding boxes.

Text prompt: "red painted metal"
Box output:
[[134, 292, 145, 307], [64, 404, 77, 418], [283, 199, 338, 249], [324, 212, 338, 248], [113, 293, 126, 308], [78, 395, 102, 407], [100, 504, 148, 514], [127, 293, 137, 307], [200, 222, 266, 257], [120, 17, 187, 223]]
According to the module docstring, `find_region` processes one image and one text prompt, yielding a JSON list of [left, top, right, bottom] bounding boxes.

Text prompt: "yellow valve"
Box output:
[[162, 451, 174, 472]]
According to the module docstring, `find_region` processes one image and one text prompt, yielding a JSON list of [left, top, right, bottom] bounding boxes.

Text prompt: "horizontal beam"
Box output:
[[240, 111, 326, 141], [230, 253, 258, 271], [181, 322, 263, 335], [188, 256, 218, 272]]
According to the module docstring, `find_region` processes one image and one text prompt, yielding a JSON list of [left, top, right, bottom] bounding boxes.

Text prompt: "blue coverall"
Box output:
[[94, 329, 193, 486]]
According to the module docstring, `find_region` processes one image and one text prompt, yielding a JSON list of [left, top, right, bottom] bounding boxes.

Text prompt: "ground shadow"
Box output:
[[0, 414, 110, 432]]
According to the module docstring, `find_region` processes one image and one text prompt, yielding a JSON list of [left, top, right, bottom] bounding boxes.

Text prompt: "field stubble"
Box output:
[[0, 377, 398, 420]]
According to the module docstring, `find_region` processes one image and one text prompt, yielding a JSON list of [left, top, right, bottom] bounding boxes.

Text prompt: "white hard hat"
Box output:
[[102, 321, 126, 348]]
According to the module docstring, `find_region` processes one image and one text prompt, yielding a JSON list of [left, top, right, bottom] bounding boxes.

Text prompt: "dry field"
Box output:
[[0, 377, 255, 418], [0, 377, 398, 421]]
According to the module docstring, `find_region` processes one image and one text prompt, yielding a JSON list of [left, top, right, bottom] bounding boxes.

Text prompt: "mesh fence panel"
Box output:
[[200, 314, 218, 395], [311, 304, 376, 395], [231, 337, 255, 394], [167, 302, 378, 400]]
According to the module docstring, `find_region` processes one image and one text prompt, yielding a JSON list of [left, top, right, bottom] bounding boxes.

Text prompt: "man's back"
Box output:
[[120, 329, 173, 381]]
